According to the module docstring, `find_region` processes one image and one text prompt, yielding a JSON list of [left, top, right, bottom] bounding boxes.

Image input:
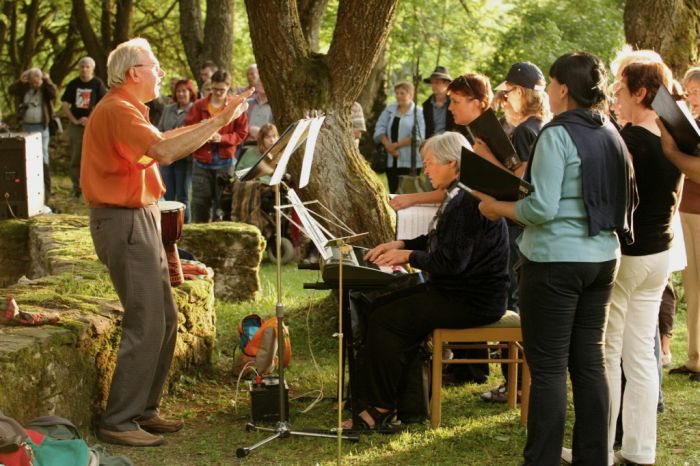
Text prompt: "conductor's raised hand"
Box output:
[[364, 240, 404, 263], [215, 87, 254, 126]]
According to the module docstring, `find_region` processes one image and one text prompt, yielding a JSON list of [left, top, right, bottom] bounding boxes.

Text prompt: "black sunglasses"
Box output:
[[449, 75, 474, 96]]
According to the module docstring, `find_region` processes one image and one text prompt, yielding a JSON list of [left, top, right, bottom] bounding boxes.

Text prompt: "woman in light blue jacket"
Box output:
[[373, 82, 426, 193]]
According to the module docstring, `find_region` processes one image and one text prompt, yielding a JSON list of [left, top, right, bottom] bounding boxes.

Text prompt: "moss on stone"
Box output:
[[0, 213, 247, 427]]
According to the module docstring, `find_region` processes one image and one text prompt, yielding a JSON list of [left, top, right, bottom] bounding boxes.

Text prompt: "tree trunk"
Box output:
[[19, 0, 41, 73], [624, 0, 700, 76], [202, 0, 234, 72], [245, 0, 398, 245], [178, 0, 234, 78], [357, 43, 388, 159], [114, 0, 134, 46]]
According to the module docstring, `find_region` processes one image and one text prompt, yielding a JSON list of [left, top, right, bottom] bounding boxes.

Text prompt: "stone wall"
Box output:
[[0, 214, 262, 428], [179, 222, 266, 302]]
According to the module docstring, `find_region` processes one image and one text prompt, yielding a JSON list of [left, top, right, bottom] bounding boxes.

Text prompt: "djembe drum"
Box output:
[[158, 200, 186, 286]]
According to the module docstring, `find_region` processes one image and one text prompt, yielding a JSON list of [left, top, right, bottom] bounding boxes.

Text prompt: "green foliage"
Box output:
[[486, 0, 626, 83], [379, 0, 624, 104]]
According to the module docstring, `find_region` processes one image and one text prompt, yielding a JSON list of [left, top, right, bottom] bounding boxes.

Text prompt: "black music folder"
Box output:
[[467, 108, 522, 171], [460, 147, 533, 201], [651, 85, 700, 156]]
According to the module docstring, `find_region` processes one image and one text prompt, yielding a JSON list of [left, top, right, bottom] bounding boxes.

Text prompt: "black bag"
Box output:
[[49, 115, 63, 136], [370, 144, 387, 174]]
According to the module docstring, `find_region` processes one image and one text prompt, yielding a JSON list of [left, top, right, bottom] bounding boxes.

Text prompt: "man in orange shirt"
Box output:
[[82, 38, 252, 447]]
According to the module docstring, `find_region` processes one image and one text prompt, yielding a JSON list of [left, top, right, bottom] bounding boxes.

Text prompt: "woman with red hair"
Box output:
[[158, 79, 197, 222]]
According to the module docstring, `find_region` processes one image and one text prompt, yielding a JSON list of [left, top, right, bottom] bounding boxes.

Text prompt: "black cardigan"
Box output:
[[404, 190, 509, 318]]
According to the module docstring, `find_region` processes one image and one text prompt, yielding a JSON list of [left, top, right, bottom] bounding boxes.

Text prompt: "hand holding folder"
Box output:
[[459, 147, 533, 202]]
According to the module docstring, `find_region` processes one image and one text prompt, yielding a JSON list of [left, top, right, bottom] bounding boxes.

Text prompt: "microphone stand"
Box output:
[[236, 121, 359, 459]]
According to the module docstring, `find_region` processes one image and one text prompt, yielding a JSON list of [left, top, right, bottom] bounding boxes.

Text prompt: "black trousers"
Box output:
[[361, 283, 500, 410], [519, 259, 617, 466], [386, 166, 410, 194]]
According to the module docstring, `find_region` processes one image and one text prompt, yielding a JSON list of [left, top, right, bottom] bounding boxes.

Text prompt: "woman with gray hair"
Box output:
[[343, 131, 510, 431], [8, 67, 57, 199]]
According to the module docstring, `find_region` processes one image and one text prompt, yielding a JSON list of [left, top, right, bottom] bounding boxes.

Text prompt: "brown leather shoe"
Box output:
[[137, 415, 184, 434], [97, 427, 163, 447]]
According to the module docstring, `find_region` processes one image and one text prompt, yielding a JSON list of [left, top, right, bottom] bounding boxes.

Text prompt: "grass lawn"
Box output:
[[101, 264, 700, 466], [46, 175, 699, 465]]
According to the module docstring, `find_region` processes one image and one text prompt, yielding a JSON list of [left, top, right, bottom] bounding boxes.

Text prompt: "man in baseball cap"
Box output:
[[495, 61, 546, 92]]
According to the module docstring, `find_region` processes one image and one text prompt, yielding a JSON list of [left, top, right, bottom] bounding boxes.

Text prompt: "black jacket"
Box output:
[[422, 95, 458, 139], [8, 77, 57, 127]]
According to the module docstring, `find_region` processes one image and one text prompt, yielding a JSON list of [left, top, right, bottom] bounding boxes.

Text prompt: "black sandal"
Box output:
[[352, 406, 400, 433], [669, 365, 695, 375]]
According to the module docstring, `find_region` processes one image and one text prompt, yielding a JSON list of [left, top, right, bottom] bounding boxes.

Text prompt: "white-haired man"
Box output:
[[61, 57, 107, 197], [82, 38, 252, 447]]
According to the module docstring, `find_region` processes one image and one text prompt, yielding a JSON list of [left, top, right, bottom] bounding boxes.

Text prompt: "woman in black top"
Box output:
[[604, 61, 682, 465], [476, 62, 549, 402], [343, 131, 509, 430], [474, 61, 549, 178]]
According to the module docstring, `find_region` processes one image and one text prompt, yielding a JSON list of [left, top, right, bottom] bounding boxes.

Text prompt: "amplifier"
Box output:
[[248, 375, 289, 424], [0, 132, 44, 219]]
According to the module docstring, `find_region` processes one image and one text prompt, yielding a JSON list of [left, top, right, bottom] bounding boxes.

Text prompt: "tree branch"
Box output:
[[297, 0, 329, 51], [134, 0, 178, 33]]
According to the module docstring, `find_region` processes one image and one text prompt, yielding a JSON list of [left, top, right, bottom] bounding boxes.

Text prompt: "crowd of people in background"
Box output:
[[3, 56, 287, 225], [4, 41, 700, 465]]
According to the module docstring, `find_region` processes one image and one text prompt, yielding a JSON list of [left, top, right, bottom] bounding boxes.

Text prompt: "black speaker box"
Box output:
[[0, 132, 44, 219]]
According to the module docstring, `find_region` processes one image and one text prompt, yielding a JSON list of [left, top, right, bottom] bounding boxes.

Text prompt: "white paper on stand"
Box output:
[[270, 118, 312, 186], [299, 116, 326, 189]]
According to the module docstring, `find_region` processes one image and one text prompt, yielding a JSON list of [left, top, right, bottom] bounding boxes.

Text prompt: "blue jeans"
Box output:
[[160, 157, 193, 223]]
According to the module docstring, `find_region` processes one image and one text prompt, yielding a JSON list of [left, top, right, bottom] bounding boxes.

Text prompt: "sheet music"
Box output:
[[395, 203, 440, 240], [285, 189, 334, 261], [299, 116, 326, 189], [270, 118, 313, 185]]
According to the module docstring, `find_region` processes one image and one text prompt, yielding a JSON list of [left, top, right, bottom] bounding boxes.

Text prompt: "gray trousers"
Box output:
[[90, 205, 178, 432], [68, 123, 84, 191]]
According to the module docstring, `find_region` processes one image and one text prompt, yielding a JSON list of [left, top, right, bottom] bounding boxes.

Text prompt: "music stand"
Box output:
[[236, 116, 359, 459]]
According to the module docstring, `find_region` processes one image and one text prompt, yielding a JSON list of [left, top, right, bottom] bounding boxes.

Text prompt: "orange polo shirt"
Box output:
[[81, 86, 165, 208]]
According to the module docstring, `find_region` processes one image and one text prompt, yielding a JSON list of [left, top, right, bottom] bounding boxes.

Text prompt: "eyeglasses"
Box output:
[[211, 86, 229, 94], [133, 62, 161, 71], [501, 88, 515, 100]]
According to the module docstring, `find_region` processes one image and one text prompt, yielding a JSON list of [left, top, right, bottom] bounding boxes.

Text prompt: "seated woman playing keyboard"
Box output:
[[344, 131, 510, 430]]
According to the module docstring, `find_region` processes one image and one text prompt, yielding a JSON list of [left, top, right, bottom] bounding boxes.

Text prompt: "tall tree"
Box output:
[[71, 0, 135, 79], [245, 0, 398, 244], [178, 0, 234, 78], [624, 0, 700, 75]]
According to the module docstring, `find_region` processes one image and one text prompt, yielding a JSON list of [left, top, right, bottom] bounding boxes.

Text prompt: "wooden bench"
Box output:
[[430, 310, 531, 427]]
